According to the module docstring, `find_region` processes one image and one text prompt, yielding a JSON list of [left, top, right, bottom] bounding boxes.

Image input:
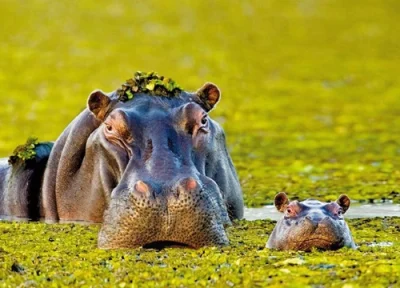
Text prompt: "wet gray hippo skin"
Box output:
[[0, 82, 244, 249], [266, 193, 356, 251], [0, 143, 53, 218]]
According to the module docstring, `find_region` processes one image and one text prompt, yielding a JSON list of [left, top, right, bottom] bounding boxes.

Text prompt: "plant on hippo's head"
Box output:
[[117, 71, 183, 102], [8, 137, 39, 165]]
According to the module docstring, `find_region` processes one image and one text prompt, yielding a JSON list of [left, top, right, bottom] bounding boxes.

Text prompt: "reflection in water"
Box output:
[[244, 203, 400, 221], [366, 241, 393, 247]]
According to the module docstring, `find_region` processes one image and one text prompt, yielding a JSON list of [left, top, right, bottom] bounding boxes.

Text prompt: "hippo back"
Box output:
[[0, 142, 53, 219]]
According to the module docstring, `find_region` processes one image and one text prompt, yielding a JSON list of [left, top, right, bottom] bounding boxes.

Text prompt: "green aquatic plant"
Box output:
[[8, 137, 39, 165], [117, 71, 183, 102], [1, 1, 400, 205], [0, 218, 399, 286]]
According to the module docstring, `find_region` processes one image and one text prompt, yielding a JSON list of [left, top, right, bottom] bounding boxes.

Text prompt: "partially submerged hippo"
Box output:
[[266, 192, 356, 251], [0, 72, 244, 249]]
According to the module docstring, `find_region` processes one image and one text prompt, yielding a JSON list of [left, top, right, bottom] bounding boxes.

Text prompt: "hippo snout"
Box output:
[[98, 176, 231, 249]]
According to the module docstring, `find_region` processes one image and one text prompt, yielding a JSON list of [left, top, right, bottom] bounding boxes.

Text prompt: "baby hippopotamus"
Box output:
[[266, 192, 356, 251]]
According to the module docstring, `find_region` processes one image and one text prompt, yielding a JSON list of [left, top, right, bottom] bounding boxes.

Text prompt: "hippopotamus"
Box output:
[[0, 72, 244, 249], [266, 192, 356, 251]]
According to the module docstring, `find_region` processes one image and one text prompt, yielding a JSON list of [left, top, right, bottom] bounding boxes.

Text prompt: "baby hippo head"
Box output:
[[266, 193, 356, 251]]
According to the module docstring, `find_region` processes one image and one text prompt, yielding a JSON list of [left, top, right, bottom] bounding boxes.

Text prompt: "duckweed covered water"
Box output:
[[1, 0, 400, 206], [1, 218, 399, 287]]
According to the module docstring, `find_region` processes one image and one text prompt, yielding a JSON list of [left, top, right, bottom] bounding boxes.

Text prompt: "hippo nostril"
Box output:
[[173, 178, 199, 199], [134, 181, 150, 195], [183, 177, 198, 191], [305, 215, 320, 228], [320, 216, 331, 225]]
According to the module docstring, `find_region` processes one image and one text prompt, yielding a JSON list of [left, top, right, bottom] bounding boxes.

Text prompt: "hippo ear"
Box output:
[[274, 192, 289, 213], [336, 194, 351, 214], [87, 90, 112, 121], [195, 82, 221, 112]]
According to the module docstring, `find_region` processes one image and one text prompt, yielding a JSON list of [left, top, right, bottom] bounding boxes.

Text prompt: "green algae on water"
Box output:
[[117, 71, 183, 102], [8, 137, 39, 165], [1, 1, 400, 206], [0, 218, 399, 287]]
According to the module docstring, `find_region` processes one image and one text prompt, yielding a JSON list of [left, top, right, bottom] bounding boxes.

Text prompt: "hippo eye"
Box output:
[[286, 208, 293, 215], [105, 124, 112, 132], [201, 116, 208, 126], [198, 115, 209, 134], [337, 209, 343, 216]]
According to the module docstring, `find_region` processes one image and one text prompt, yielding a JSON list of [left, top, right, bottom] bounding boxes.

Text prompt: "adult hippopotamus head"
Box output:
[[266, 193, 356, 251], [1, 72, 243, 248]]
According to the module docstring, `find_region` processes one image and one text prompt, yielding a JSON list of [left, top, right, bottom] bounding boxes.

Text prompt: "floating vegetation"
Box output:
[[8, 137, 39, 165], [117, 71, 183, 102], [1, 1, 400, 206], [0, 218, 399, 286]]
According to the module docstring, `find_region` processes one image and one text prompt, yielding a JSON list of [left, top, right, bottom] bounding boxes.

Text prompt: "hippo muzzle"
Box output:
[[98, 176, 231, 249], [278, 215, 347, 251]]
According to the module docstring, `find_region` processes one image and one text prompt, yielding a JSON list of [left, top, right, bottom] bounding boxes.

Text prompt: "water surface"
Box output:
[[244, 203, 400, 221]]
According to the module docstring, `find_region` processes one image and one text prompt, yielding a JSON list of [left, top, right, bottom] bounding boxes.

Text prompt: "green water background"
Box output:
[[1, 0, 400, 206]]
